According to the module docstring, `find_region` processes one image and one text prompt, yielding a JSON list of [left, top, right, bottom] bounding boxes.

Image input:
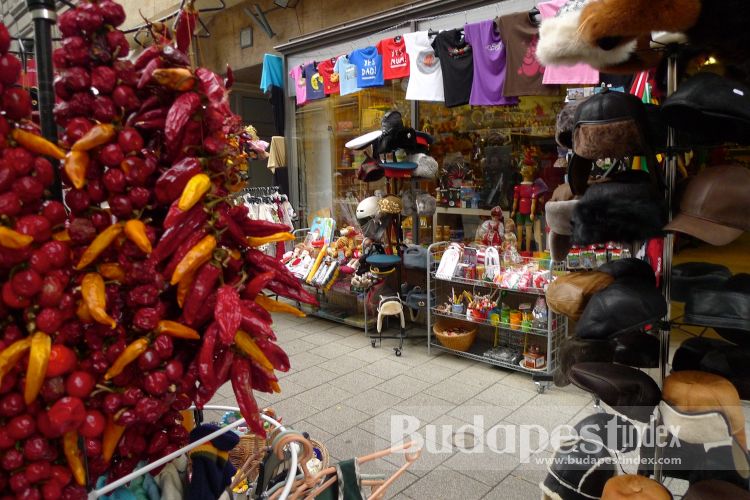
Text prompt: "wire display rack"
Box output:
[[426, 242, 567, 393]]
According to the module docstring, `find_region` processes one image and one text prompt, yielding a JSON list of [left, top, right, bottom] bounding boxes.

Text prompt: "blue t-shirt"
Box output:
[[348, 47, 384, 88], [260, 53, 283, 92], [304, 62, 325, 101], [333, 55, 361, 96]]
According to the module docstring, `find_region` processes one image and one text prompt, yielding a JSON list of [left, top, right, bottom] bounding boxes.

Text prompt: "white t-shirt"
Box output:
[[404, 31, 444, 102]]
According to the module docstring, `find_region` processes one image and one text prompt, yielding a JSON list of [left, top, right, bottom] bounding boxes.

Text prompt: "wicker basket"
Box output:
[[229, 432, 267, 477], [433, 317, 477, 352]]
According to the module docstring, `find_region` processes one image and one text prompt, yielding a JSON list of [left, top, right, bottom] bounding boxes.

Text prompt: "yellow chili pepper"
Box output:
[[103, 416, 126, 462], [0, 226, 34, 249], [76, 300, 93, 323], [124, 219, 152, 254], [156, 320, 200, 340], [98, 263, 125, 281], [104, 337, 149, 380], [176, 269, 195, 308], [177, 173, 211, 211], [63, 150, 90, 189], [171, 235, 216, 285], [24, 332, 51, 405], [234, 330, 274, 372], [0, 338, 31, 387], [247, 232, 295, 248], [255, 294, 306, 318], [53, 230, 71, 242], [81, 273, 116, 329], [76, 223, 123, 270], [11, 128, 66, 160], [72, 123, 116, 152], [271, 381, 281, 393], [151, 68, 196, 91], [63, 431, 87, 486]]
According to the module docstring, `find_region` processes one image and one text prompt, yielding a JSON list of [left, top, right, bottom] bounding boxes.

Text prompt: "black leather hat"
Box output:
[[576, 279, 667, 340], [672, 337, 750, 399], [612, 331, 659, 368], [685, 273, 750, 332], [662, 72, 750, 146], [599, 257, 656, 287], [541, 438, 616, 500], [671, 262, 732, 303], [573, 412, 640, 454]]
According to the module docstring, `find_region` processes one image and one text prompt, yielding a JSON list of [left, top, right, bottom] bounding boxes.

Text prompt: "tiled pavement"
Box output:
[[206, 313, 698, 499]]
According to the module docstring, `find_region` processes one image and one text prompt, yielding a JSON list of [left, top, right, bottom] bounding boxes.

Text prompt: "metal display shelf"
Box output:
[[427, 242, 567, 393]]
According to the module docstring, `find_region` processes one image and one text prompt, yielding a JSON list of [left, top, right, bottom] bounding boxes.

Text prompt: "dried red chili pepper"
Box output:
[[163, 199, 184, 229], [150, 204, 207, 264], [265, 279, 319, 306], [250, 360, 278, 394], [216, 206, 250, 248], [154, 156, 203, 204], [215, 285, 242, 345], [225, 64, 235, 89], [164, 228, 206, 278], [134, 45, 161, 69], [197, 323, 218, 388], [239, 303, 276, 341], [137, 57, 164, 89], [230, 356, 265, 436], [174, 3, 198, 54], [214, 347, 234, 386], [195, 67, 226, 105], [240, 299, 273, 328], [237, 217, 291, 238], [161, 45, 191, 67], [165, 92, 201, 154], [243, 271, 275, 300], [254, 337, 290, 372], [183, 262, 221, 325]]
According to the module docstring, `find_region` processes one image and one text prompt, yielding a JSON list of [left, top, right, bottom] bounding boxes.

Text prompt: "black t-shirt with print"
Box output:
[[432, 29, 474, 108]]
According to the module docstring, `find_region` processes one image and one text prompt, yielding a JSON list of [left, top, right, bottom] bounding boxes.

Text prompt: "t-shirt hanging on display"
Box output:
[[495, 12, 559, 96], [463, 20, 516, 106], [376, 36, 410, 80], [288, 65, 307, 106], [333, 55, 361, 96], [316, 57, 340, 95], [303, 62, 325, 101], [432, 29, 474, 107], [260, 53, 283, 92], [403, 31, 445, 102], [538, 0, 599, 85], [348, 46, 384, 88]]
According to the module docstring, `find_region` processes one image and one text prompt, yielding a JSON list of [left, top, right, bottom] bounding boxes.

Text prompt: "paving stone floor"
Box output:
[[205, 313, 706, 499]]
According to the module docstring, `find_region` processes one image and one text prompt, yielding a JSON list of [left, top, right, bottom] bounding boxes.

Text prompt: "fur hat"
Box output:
[[555, 336, 616, 387], [599, 257, 656, 287], [541, 438, 617, 500], [546, 200, 578, 262], [572, 171, 665, 246]]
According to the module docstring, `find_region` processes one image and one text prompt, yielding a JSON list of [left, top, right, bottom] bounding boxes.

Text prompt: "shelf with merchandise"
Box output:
[[430, 272, 548, 296], [428, 334, 546, 375], [431, 307, 550, 337]]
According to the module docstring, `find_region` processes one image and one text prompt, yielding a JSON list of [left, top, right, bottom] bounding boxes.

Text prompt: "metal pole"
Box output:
[[26, 0, 63, 201]]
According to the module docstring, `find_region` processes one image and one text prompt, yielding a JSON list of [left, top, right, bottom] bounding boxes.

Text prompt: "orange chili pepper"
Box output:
[[76, 222, 123, 270], [177, 173, 211, 211], [234, 331, 274, 372], [176, 269, 195, 308], [98, 263, 125, 281], [81, 273, 116, 329], [63, 150, 90, 189], [0, 338, 31, 387], [156, 320, 200, 340], [24, 332, 51, 404], [151, 68, 196, 91], [71, 123, 116, 151], [11, 128, 66, 160], [76, 300, 93, 323], [103, 416, 126, 462], [63, 431, 87, 486], [247, 232, 295, 248], [271, 381, 281, 393], [53, 230, 71, 242], [0, 226, 34, 249], [104, 337, 149, 380], [171, 234, 216, 285], [124, 219, 152, 254], [255, 294, 306, 318]]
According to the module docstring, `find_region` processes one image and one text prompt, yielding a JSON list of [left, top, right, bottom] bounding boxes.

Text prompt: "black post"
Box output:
[[26, 0, 63, 201]]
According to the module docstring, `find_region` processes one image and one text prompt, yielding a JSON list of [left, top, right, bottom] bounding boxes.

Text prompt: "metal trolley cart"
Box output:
[[426, 242, 567, 393]]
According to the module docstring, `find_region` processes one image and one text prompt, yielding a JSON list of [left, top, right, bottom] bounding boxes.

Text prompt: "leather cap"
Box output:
[[685, 273, 750, 332], [684, 480, 750, 500], [541, 438, 616, 500], [599, 258, 656, 287], [672, 337, 750, 399], [671, 262, 732, 303], [555, 337, 616, 387], [612, 331, 659, 368], [662, 371, 746, 448], [576, 279, 667, 340], [574, 412, 640, 454], [547, 271, 614, 320], [568, 362, 661, 423], [665, 165, 750, 246], [602, 475, 672, 500]]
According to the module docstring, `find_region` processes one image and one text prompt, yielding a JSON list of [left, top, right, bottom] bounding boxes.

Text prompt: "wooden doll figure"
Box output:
[[510, 154, 542, 256]]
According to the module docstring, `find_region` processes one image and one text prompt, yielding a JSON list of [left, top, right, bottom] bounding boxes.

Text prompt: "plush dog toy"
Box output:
[[537, 0, 750, 81]]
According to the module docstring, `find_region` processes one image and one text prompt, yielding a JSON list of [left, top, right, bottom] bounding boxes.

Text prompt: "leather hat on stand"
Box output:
[[684, 273, 750, 333], [540, 438, 617, 500], [545, 182, 578, 261], [546, 271, 614, 320], [672, 337, 750, 399], [671, 262, 732, 303], [598, 258, 656, 287], [665, 165, 750, 246], [684, 480, 750, 500], [602, 474, 673, 500], [573, 412, 641, 454]]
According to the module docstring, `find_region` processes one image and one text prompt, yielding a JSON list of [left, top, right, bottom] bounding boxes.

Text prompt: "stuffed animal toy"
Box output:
[[333, 226, 358, 259], [537, 0, 750, 82]]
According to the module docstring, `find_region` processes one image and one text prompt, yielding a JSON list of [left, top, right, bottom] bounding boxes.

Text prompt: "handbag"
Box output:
[[403, 245, 428, 270], [405, 286, 435, 321]]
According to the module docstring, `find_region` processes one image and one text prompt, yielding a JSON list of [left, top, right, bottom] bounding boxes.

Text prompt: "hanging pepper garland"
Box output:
[[0, 0, 315, 496]]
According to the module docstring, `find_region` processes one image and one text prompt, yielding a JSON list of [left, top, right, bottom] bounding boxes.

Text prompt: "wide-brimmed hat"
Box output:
[[665, 165, 750, 246]]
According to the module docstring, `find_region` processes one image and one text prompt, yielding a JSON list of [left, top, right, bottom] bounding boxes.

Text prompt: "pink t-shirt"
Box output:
[[539, 0, 599, 85], [288, 65, 307, 106]]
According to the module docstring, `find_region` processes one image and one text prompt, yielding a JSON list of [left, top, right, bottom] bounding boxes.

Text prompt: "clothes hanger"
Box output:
[[289, 440, 420, 500]]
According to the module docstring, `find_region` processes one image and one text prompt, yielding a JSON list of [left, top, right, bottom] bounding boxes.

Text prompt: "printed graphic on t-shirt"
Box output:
[[388, 47, 407, 70], [360, 58, 378, 81], [417, 50, 440, 74], [330, 71, 339, 83], [448, 45, 472, 58], [519, 36, 543, 77], [310, 71, 324, 91], [345, 65, 357, 81]]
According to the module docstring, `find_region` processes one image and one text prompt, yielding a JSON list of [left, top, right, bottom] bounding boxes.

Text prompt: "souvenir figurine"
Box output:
[[510, 149, 543, 255], [475, 207, 505, 247]]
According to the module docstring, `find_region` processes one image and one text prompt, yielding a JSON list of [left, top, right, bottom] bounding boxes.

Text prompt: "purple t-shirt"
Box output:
[[464, 20, 517, 106]]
